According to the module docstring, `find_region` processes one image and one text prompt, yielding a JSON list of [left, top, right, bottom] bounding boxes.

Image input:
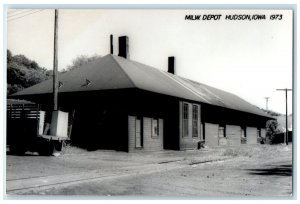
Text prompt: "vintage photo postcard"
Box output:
[[5, 6, 294, 198]]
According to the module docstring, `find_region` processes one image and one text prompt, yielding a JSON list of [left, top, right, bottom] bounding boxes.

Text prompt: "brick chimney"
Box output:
[[118, 36, 129, 59], [168, 56, 175, 74]]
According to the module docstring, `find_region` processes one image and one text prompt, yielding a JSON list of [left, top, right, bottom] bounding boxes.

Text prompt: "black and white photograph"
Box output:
[[3, 4, 294, 199]]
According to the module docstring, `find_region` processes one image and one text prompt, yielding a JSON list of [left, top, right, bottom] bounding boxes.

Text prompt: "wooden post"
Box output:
[[276, 88, 292, 145], [264, 97, 270, 111], [285, 89, 288, 145], [53, 9, 59, 111]]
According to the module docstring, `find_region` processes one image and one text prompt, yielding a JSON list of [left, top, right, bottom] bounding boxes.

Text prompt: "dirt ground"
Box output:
[[5, 144, 293, 198]]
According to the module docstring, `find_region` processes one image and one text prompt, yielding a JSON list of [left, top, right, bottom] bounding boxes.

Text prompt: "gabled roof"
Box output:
[[13, 54, 270, 117]]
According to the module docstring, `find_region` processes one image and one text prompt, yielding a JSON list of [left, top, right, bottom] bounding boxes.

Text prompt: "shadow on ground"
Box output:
[[247, 165, 292, 176]]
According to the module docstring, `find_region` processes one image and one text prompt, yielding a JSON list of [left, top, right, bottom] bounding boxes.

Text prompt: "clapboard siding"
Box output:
[[226, 125, 241, 146], [204, 123, 219, 147], [143, 117, 164, 151], [128, 115, 136, 152], [128, 116, 163, 152], [247, 127, 258, 144], [159, 118, 164, 144]]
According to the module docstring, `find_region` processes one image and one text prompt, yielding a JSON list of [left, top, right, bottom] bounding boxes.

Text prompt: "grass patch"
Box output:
[[222, 149, 239, 157], [221, 144, 292, 158]]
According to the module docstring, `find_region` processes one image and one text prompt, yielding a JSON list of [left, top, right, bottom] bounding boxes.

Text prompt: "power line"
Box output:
[[8, 10, 36, 19], [7, 9, 27, 14], [8, 9, 44, 21], [8, 9, 36, 18], [8, 10, 45, 22]]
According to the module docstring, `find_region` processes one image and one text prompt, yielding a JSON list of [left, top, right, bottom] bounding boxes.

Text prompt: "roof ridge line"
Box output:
[[185, 77, 257, 108], [174, 75, 216, 103], [159, 70, 224, 104], [109, 55, 137, 88], [191, 82, 224, 102], [186, 78, 248, 103], [158, 70, 210, 104], [112, 56, 210, 104]]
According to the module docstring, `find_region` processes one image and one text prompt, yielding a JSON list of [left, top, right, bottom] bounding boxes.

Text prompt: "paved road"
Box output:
[[6, 145, 293, 197]]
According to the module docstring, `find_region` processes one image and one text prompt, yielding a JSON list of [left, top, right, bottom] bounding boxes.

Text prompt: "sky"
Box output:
[[6, 9, 293, 114]]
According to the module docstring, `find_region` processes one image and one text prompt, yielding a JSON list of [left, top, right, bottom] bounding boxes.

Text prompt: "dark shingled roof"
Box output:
[[13, 54, 270, 117]]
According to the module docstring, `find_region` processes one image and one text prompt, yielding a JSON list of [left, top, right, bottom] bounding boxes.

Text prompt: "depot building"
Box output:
[[11, 36, 273, 152]]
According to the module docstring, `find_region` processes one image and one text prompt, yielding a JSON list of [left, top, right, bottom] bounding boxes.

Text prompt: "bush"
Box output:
[[266, 120, 280, 144]]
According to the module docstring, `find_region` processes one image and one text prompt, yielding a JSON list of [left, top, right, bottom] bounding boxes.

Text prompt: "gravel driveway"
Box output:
[[5, 144, 293, 198]]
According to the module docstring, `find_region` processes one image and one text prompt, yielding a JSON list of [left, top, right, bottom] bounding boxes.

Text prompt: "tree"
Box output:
[[7, 51, 101, 95], [25, 69, 51, 87], [7, 50, 13, 64], [63, 54, 101, 72], [266, 120, 280, 144], [7, 50, 51, 95]]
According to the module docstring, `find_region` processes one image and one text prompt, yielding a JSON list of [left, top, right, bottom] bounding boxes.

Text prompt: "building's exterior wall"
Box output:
[[247, 127, 258, 144], [128, 115, 163, 152], [218, 137, 228, 146], [15, 87, 272, 152], [143, 117, 164, 151], [128, 115, 136, 152], [204, 123, 219, 147], [179, 101, 201, 150], [226, 125, 242, 146]]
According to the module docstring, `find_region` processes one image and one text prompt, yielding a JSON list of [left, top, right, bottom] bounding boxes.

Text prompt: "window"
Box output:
[[241, 127, 246, 137], [257, 129, 261, 138], [152, 119, 159, 138], [218, 125, 225, 138], [192, 105, 199, 138], [183, 103, 189, 137], [257, 128, 262, 144]]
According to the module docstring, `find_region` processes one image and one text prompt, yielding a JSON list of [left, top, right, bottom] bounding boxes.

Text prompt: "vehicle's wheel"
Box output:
[[54, 141, 64, 151]]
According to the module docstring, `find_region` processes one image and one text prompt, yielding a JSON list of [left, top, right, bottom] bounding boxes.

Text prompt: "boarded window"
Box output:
[[152, 118, 159, 138], [183, 103, 189, 137], [192, 105, 199, 138], [218, 126, 225, 138]]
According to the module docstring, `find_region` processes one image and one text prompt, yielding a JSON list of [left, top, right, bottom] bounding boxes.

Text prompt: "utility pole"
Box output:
[[276, 88, 292, 145], [264, 97, 270, 110], [53, 9, 59, 111]]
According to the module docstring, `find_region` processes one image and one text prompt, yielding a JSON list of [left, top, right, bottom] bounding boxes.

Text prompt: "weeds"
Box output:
[[222, 148, 239, 157]]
